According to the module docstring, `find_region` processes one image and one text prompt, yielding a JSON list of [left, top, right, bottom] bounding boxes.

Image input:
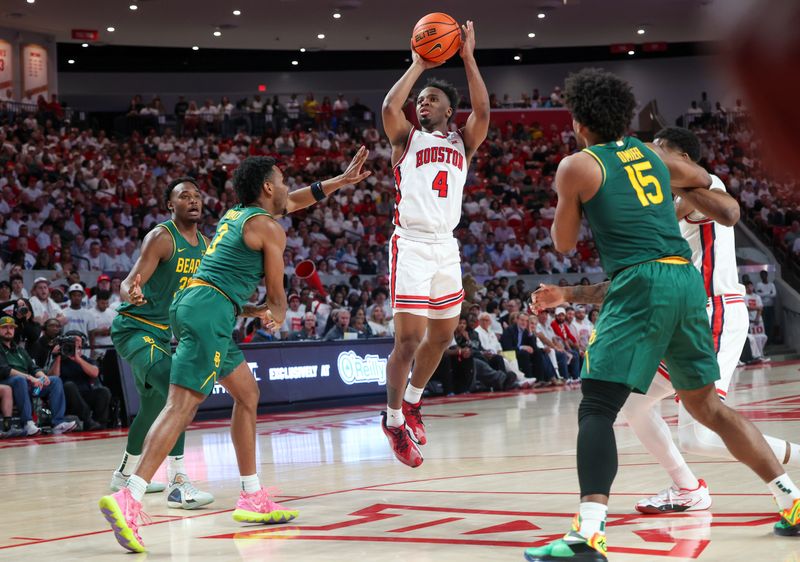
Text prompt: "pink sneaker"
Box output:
[[232, 487, 299, 524], [98, 488, 148, 553]]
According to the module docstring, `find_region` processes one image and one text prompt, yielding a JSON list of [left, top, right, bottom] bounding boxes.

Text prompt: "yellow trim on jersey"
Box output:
[[148, 341, 170, 363], [159, 222, 178, 262], [186, 278, 233, 304], [582, 148, 607, 187], [119, 311, 169, 331], [241, 210, 274, 228], [655, 256, 690, 265], [200, 371, 218, 389]]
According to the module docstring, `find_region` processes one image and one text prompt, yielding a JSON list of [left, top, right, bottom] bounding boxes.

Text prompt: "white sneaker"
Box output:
[[635, 479, 712, 514], [166, 473, 215, 510], [51, 420, 77, 434], [24, 420, 41, 436], [109, 470, 168, 494]]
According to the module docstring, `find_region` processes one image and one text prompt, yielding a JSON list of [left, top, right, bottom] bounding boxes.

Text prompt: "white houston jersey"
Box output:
[[393, 127, 467, 235], [679, 174, 745, 298]]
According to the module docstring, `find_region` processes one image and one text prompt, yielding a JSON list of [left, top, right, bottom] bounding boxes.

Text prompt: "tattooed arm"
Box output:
[[530, 281, 610, 312]]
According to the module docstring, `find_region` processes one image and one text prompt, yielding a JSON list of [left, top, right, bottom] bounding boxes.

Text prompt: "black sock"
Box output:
[[577, 379, 631, 497], [2, 417, 10, 431]]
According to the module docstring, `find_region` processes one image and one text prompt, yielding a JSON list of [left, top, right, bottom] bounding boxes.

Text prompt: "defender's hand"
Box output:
[[337, 146, 371, 186]]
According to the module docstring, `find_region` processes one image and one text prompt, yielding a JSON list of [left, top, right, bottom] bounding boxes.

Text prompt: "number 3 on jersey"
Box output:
[[205, 223, 229, 255], [432, 170, 449, 198]]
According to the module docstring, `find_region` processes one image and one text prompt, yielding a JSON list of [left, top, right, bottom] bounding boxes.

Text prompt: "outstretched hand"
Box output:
[[241, 303, 279, 332], [530, 283, 566, 314], [338, 145, 372, 186]]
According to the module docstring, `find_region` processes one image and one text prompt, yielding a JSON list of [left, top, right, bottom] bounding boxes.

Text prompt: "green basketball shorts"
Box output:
[[582, 259, 720, 393], [168, 285, 245, 395]]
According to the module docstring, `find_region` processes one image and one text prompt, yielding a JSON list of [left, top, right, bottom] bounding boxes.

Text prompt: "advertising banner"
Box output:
[[118, 339, 393, 418]]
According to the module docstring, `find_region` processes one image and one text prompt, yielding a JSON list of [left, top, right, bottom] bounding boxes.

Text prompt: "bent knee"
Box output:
[[678, 421, 723, 456]]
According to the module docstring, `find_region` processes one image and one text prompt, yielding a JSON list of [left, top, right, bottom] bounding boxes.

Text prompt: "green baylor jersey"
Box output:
[[581, 136, 691, 276], [117, 220, 207, 327], [193, 205, 272, 310]]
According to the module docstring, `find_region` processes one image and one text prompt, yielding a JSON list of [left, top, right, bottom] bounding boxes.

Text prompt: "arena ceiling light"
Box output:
[[537, 12, 546, 19], [192, 45, 199, 50], [81, 43, 88, 47], [291, 60, 299, 66], [67, 59, 75, 64], [299, 47, 306, 52], [514, 55, 521, 61], [232, 10, 241, 16], [26, 0, 35, 4], [317, 33, 325, 39], [333, 11, 342, 19], [213, 29, 222, 37], [637, 27, 646, 35], [107, 26, 115, 32], [129, 2, 138, 11], [528, 32, 536, 38], [627, 49, 635, 55]]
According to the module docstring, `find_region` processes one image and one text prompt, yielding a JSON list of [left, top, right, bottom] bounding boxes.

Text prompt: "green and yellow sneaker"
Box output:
[[524, 528, 607, 561], [775, 498, 800, 536]]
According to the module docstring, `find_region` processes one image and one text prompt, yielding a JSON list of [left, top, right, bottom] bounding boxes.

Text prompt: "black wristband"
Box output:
[[310, 181, 326, 202]]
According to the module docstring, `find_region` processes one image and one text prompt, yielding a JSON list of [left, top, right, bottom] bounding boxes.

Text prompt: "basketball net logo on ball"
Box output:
[[412, 13, 461, 63]]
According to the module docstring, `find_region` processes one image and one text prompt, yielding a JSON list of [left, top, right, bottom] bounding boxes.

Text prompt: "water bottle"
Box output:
[[32, 376, 46, 396]]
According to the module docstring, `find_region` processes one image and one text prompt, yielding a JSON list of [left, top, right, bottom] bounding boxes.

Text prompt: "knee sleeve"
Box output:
[[577, 379, 631, 497]]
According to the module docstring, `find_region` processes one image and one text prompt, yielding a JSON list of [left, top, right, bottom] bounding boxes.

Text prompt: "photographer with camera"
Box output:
[[49, 331, 110, 431], [29, 318, 63, 368], [0, 316, 76, 436]]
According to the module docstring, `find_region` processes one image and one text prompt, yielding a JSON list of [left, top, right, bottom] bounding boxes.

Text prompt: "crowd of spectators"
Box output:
[[0, 86, 796, 435]]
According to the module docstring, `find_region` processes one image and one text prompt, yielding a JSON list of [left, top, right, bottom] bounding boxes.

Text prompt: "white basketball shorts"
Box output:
[[389, 229, 464, 320], [649, 295, 749, 400]]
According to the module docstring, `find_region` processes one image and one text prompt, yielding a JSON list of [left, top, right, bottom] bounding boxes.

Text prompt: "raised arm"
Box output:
[[284, 146, 371, 215], [459, 21, 489, 161], [120, 226, 174, 305], [382, 50, 441, 158]]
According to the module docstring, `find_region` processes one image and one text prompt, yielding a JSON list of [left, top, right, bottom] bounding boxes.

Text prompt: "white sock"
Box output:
[[403, 384, 424, 405], [578, 502, 608, 538], [386, 406, 404, 428], [768, 474, 800, 511], [787, 441, 800, 468], [126, 474, 148, 502], [668, 464, 700, 491], [117, 451, 140, 477], [167, 455, 185, 483], [240, 474, 261, 494]]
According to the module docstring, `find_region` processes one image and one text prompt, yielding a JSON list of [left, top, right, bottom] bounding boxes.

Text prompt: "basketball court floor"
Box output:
[[2, 361, 800, 561]]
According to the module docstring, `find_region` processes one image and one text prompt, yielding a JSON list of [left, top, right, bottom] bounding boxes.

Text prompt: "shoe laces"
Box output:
[[123, 493, 151, 535], [405, 404, 424, 427]]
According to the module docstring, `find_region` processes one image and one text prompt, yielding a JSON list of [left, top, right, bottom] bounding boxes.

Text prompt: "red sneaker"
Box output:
[[402, 399, 426, 445], [381, 411, 423, 468]]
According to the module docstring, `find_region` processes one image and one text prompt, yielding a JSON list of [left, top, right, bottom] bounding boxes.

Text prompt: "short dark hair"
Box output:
[[165, 176, 199, 206], [232, 157, 277, 206], [654, 127, 702, 163], [564, 68, 636, 143], [96, 290, 111, 301], [423, 78, 459, 122]]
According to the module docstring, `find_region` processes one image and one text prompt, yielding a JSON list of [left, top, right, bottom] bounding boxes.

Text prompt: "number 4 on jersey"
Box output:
[[432, 170, 449, 198]]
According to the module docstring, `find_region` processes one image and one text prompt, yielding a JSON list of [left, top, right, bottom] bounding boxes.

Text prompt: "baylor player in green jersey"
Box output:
[[524, 69, 800, 562], [109, 177, 214, 510], [100, 148, 370, 553]]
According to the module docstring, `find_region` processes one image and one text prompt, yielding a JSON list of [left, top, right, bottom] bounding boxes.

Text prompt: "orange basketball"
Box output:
[[411, 13, 462, 63]]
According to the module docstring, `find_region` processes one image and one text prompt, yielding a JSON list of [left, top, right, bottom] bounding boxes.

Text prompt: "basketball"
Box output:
[[411, 12, 462, 63]]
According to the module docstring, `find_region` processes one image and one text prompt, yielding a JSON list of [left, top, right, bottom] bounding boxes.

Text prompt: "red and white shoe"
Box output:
[[635, 479, 712, 514], [381, 411, 423, 468], [402, 399, 426, 445]]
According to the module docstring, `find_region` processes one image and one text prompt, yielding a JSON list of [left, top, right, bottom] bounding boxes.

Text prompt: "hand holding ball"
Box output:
[[411, 13, 462, 64]]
